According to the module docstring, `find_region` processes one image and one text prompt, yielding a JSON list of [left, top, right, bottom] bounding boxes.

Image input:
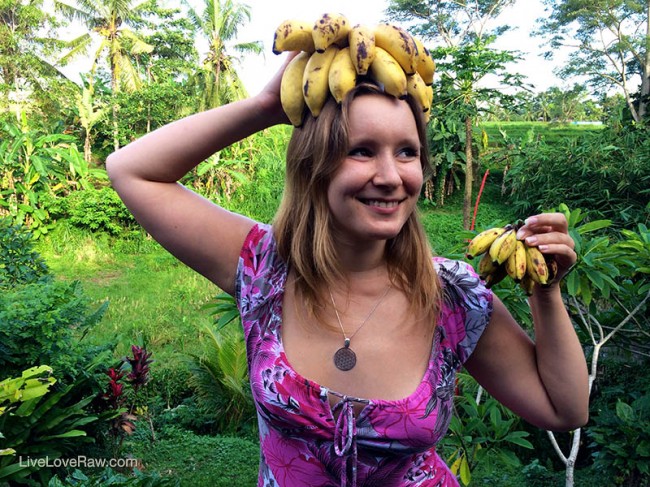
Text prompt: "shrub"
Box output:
[[503, 124, 650, 228], [0, 366, 106, 485], [0, 279, 110, 384], [0, 218, 49, 290], [588, 381, 650, 485], [66, 187, 136, 235], [0, 221, 112, 385], [49, 467, 178, 486]]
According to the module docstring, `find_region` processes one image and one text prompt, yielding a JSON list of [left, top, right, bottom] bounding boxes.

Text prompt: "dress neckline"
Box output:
[[273, 262, 441, 415]]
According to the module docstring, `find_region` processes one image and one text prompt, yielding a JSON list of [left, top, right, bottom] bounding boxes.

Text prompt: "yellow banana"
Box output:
[[489, 227, 517, 265], [374, 23, 418, 75], [413, 36, 435, 85], [544, 255, 558, 286], [328, 47, 357, 104], [280, 52, 311, 127], [348, 24, 376, 75], [407, 71, 431, 114], [525, 244, 549, 285], [478, 251, 498, 279], [484, 263, 508, 289], [273, 19, 316, 54], [369, 47, 407, 99], [312, 13, 351, 53], [505, 240, 527, 282], [519, 274, 536, 296], [466, 227, 507, 259], [303, 45, 339, 117]]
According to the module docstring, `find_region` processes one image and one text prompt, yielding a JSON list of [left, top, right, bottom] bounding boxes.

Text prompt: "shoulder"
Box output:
[[434, 257, 493, 363], [235, 223, 287, 310]]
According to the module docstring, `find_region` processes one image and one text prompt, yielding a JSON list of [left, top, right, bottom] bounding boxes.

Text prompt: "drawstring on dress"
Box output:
[[332, 396, 358, 487]]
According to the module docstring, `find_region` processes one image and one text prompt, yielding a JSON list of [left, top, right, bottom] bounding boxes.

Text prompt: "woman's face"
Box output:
[[327, 94, 424, 246]]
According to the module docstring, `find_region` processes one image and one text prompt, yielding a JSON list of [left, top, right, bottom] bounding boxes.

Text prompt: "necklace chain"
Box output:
[[329, 285, 391, 343]]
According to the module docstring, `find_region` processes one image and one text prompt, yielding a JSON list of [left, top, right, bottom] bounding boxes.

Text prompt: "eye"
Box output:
[[397, 146, 420, 160], [348, 147, 372, 158]]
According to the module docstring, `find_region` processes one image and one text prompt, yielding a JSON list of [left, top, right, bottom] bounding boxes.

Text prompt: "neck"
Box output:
[[335, 236, 388, 275]]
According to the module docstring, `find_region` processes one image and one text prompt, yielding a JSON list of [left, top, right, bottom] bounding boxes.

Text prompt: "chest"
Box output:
[[280, 285, 436, 405]]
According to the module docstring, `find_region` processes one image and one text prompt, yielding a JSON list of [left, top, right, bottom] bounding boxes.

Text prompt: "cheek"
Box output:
[[403, 165, 424, 194]]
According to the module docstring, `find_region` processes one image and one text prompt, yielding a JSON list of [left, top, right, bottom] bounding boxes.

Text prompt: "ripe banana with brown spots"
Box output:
[[413, 36, 435, 85], [468, 220, 559, 292], [525, 244, 550, 285], [374, 23, 418, 75], [273, 19, 315, 54], [303, 45, 339, 117], [280, 52, 311, 127], [505, 240, 527, 282], [369, 47, 408, 99], [272, 16, 435, 123], [312, 13, 350, 53], [329, 47, 357, 104], [348, 24, 376, 75]]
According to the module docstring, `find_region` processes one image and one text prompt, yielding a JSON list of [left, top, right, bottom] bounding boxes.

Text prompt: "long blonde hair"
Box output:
[[273, 83, 441, 325]]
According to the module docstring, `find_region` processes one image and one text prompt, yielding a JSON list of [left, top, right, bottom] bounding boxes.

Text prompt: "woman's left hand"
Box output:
[[515, 212, 577, 283]]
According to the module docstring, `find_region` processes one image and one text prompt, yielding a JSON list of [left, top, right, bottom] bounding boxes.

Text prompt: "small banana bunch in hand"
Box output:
[[466, 222, 559, 294], [272, 13, 436, 127]]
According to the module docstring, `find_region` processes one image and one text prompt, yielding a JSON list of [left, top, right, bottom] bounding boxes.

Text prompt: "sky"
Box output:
[[57, 0, 570, 95], [230, 0, 570, 96]]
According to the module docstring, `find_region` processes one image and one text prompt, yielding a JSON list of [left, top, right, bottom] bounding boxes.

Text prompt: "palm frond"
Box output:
[[58, 33, 93, 65]]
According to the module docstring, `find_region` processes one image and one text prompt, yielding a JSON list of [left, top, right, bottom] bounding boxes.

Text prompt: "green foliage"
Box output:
[[48, 467, 178, 486], [0, 278, 109, 383], [503, 124, 650, 228], [66, 187, 136, 235], [588, 394, 650, 485], [0, 366, 57, 408], [0, 113, 107, 237], [0, 217, 49, 290], [125, 426, 259, 486], [185, 323, 256, 436], [0, 221, 111, 384], [536, 0, 648, 122], [0, 368, 103, 485], [440, 374, 533, 486]]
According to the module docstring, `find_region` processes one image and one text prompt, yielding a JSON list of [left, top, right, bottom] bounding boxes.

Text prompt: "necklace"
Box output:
[[329, 285, 391, 371]]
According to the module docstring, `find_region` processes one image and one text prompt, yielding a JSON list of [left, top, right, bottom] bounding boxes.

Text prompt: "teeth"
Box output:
[[363, 199, 398, 208]]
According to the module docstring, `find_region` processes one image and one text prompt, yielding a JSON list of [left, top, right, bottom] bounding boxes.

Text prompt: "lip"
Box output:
[[357, 197, 405, 213]]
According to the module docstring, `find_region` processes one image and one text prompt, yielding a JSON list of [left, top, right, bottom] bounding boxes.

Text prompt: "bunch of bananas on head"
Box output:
[[272, 13, 436, 127], [466, 222, 558, 295]]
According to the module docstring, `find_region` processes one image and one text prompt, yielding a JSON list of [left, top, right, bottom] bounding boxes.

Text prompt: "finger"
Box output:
[[516, 213, 569, 241], [524, 213, 569, 232], [525, 231, 575, 250]]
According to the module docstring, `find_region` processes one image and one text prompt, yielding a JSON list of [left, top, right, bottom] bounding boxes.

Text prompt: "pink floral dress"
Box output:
[[235, 224, 493, 487]]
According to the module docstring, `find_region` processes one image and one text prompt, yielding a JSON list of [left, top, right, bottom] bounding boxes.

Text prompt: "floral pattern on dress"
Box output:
[[235, 224, 493, 487]]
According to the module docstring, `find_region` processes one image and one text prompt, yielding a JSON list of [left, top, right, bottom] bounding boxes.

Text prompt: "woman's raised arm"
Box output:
[[106, 55, 292, 295]]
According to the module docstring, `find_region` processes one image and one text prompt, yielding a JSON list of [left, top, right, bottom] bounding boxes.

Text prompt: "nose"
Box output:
[[372, 153, 402, 188]]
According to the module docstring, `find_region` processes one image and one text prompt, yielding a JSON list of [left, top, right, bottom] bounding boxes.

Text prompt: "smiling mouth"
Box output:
[[359, 199, 402, 208]]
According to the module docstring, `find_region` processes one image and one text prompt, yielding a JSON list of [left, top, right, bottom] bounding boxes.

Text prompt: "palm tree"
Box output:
[[55, 0, 155, 150], [184, 0, 262, 110], [0, 0, 70, 117]]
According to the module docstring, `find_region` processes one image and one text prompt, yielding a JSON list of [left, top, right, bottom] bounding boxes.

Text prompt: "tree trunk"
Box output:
[[84, 130, 92, 163], [463, 115, 473, 230], [639, 0, 650, 119], [111, 58, 119, 151]]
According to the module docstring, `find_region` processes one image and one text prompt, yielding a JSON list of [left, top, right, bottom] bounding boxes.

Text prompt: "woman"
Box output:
[[106, 53, 589, 486]]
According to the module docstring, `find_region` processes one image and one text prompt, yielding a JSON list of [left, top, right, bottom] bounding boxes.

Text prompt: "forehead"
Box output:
[[347, 95, 418, 141]]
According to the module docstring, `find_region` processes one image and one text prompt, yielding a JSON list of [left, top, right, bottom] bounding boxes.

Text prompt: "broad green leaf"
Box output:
[[615, 401, 634, 423], [577, 219, 611, 234]]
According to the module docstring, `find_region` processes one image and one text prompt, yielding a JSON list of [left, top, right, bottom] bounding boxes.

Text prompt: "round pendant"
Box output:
[[334, 346, 357, 371]]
